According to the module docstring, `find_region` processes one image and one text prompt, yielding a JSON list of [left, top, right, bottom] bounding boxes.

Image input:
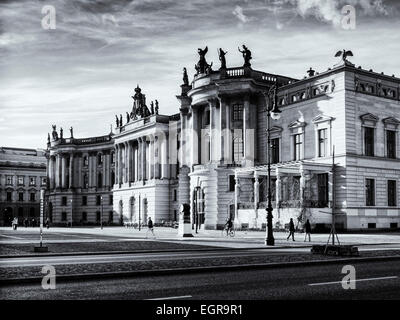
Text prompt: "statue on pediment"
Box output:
[[218, 48, 227, 69], [195, 46, 212, 74], [238, 44, 252, 67]]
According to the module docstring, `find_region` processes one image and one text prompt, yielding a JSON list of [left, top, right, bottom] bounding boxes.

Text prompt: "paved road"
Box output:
[[1, 260, 399, 300]]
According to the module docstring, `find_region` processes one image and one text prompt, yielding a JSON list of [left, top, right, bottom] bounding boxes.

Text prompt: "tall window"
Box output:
[[233, 129, 243, 163], [318, 129, 327, 157], [18, 192, 24, 201], [317, 173, 329, 207], [96, 195, 101, 206], [294, 134, 303, 160], [364, 127, 375, 156], [82, 196, 87, 206], [83, 174, 88, 188], [30, 193, 35, 202], [109, 195, 113, 205], [83, 156, 89, 166], [61, 196, 67, 206], [233, 105, 243, 121], [82, 212, 87, 222], [365, 178, 375, 206], [97, 173, 103, 188], [61, 212, 67, 221], [387, 130, 396, 159], [388, 180, 397, 207], [7, 192, 12, 201], [29, 177, 36, 186], [6, 176, 13, 185], [96, 211, 101, 222], [271, 138, 280, 164], [97, 154, 103, 165], [17, 176, 24, 186]]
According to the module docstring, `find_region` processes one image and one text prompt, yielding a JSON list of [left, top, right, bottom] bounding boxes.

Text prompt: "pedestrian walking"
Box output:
[[12, 217, 18, 230], [287, 218, 295, 241], [146, 217, 155, 238], [304, 219, 311, 242], [45, 218, 50, 229]]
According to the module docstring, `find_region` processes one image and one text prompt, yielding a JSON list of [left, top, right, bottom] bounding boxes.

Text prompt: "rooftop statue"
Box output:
[[155, 100, 159, 115], [195, 46, 212, 74], [131, 85, 150, 118], [70, 126, 73, 138], [126, 112, 130, 123], [115, 115, 119, 127], [183, 67, 189, 86], [60, 127, 63, 139], [150, 101, 155, 115], [218, 48, 227, 69], [119, 114, 123, 127], [335, 49, 353, 62], [51, 125, 58, 140], [238, 44, 252, 67], [47, 133, 50, 144]]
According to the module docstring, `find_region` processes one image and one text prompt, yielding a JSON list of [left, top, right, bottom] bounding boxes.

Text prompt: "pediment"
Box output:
[[360, 113, 379, 123], [382, 117, 400, 125], [288, 120, 306, 129], [270, 126, 283, 133], [312, 114, 334, 124]]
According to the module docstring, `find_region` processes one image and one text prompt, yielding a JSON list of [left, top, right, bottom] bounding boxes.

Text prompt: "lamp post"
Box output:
[[264, 82, 281, 246]]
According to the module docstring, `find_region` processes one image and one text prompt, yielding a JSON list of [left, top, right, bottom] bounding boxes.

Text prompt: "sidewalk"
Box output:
[[2, 226, 400, 249]]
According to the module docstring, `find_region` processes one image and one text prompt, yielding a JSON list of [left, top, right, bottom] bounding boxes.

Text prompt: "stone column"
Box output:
[[253, 171, 259, 227], [300, 166, 308, 209], [143, 137, 148, 180], [191, 107, 199, 166], [218, 96, 226, 163], [234, 173, 240, 227], [208, 99, 219, 162], [161, 133, 169, 179], [61, 154, 67, 189], [69, 153, 74, 189], [102, 151, 107, 187], [115, 145, 119, 185], [243, 94, 255, 166], [275, 168, 281, 222], [124, 142, 129, 183], [55, 154, 61, 188], [137, 138, 142, 181], [149, 136, 154, 179], [134, 140, 138, 182], [154, 136, 160, 179], [49, 155, 55, 189]]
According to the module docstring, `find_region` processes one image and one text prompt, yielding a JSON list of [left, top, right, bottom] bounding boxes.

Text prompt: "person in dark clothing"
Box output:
[[304, 219, 311, 242], [146, 217, 155, 238], [224, 218, 233, 236], [24, 218, 28, 228], [287, 218, 295, 241], [45, 218, 50, 229]]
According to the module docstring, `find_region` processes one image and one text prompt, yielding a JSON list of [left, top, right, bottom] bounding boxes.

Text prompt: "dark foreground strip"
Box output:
[[1, 255, 400, 285]]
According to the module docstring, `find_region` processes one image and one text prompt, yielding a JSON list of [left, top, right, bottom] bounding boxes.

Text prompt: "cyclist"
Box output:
[[224, 218, 233, 236]]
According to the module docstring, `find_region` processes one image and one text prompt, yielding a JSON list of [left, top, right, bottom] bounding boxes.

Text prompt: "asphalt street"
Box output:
[[1, 260, 399, 299]]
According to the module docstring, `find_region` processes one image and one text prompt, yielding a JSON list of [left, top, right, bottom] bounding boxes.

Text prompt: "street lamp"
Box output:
[[264, 82, 281, 246]]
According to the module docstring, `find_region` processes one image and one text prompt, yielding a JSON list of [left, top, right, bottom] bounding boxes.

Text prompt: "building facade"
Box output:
[[0, 147, 47, 226], [45, 50, 400, 230]]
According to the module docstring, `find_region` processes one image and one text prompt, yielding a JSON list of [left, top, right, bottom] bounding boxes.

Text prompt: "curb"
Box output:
[[0, 246, 315, 259], [1, 255, 400, 285]]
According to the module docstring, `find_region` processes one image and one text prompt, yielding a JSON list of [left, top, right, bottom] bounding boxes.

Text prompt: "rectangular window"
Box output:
[[61, 212, 67, 221], [387, 130, 396, 159], [82, 196, 87, 206], [173, 190, 177, 202], [30, 193, 36, 202], [41, 177, 47, 186], [365, 178, 375, 206], [17, 176, 24, 186], [318, 129, 327, 157], [271, 138, 280, 164], [29, 177, 36, 186], [109, 195, 113, 205], [229, 175, 235, 192], [96, 211, 101, 222], [61, 196, 67, 206], [6, 176, 13, 185], [294, 134, 302, 160], [388, 180, 397, 207], [96, 195, 101, 206], [364, 127, 375, 156], [82, 212, 87, 222], [233, 129, 243, 163], [232, 105, 243, 121], [7, 192, 12, 201], [19, 192, 24, 202], [317, 173, 329, 207], [109, 211, 113, 223]]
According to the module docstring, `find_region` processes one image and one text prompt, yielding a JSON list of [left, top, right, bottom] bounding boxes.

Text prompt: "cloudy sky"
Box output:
[[1, 0, 399, 149]]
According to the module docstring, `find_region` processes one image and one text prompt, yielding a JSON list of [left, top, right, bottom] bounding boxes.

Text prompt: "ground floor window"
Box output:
[[61, 212, 67, 221], [365, 178, 375, 206], [388, 180, 397, 207]]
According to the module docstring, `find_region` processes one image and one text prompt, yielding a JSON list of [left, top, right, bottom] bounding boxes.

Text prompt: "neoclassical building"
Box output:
[[45, 49, 400, 230], [0, 147, 47, 226]]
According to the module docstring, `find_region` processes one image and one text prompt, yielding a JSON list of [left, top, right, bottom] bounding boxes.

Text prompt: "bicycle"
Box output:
[[221, 227, 235, 237]]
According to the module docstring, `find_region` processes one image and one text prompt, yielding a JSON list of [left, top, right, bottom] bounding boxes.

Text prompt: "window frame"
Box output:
[[387, 180, 397, 207], [365, 178, 376, 207]]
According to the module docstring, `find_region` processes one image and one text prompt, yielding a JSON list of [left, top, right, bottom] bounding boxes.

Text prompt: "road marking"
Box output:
[[147, 295, 192, 300], [309, 276, 398, 286], [0, 234, 25, 240]]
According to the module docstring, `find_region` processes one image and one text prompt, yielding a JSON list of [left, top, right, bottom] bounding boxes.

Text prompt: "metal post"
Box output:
[[40, 190, 44, 247], [265, 109, 275, 246], [138, 194, 141, 231]]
